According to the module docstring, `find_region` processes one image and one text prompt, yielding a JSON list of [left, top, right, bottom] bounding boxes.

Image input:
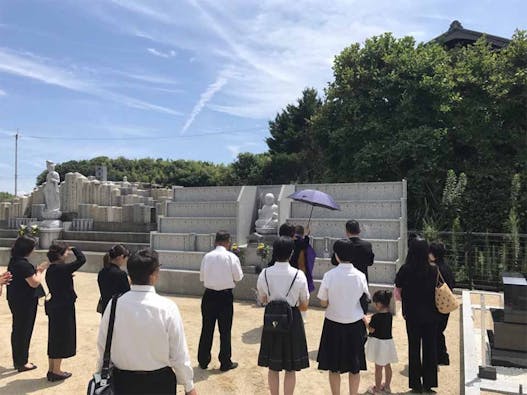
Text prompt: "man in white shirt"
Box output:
[[198, 231, 243, 371], [97, 249, 196, 395]]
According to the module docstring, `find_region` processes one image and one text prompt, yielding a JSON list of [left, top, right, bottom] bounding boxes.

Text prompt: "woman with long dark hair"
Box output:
[[45, 242, 86, 381], [395, 238, 440, 393], [7, 235, 47, 372], [429, 241, 455, 366], [97, 244, 130, 314]]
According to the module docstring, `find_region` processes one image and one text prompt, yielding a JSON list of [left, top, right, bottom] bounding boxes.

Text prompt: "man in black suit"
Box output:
[[332, 220, 375, 282]]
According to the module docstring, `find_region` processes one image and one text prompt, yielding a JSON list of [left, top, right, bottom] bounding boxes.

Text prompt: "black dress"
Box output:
[[97, 264, 130, 314], [7, 256, 43, 368], [45, 248, 86, 359]]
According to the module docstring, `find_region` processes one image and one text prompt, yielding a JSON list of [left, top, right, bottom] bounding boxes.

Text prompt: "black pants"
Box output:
[[198, 288, 233, 367], [113, 366, 176, 395], [8, 298, 38, 368], [406, 320, 438, 390], [437, 313, 450, 363]]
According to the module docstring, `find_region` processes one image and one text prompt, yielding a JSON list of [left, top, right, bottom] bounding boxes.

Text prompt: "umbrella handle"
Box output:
[[307, 206, 314, 229]]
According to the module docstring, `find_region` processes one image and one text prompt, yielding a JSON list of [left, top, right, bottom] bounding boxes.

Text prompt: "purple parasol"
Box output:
[[287, 189, 340, 227]]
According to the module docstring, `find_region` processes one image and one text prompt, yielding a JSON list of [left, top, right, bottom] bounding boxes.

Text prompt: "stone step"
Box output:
[[286, 218, 401, 239], [0, 229, 19, 238], [166, 201, 237, 218], [0, 237, 16, 248], [158, 217, 237, 237], [295, 182, 404, 201], [313, 258, 398, 284], [151, 232, 216, 252], [291, 200, 402, 219], [55, 240, 150, 254], [310, 237, 399, 262], [173, 186, 242, 202], [157, 250, 206, 270], [62, 231, 150, 243], [154, 268, 395, 312]]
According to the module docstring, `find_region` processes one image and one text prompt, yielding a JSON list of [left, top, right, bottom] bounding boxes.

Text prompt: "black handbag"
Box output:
[[87, 294, 118, 395], [263, 269, 298, 334]]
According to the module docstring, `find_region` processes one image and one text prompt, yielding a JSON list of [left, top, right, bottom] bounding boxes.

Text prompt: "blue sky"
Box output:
[[0, 0, 525, 194]]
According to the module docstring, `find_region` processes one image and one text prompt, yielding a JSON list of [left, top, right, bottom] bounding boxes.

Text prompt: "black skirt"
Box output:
[[258, 307, 309, 371], [47, 303, 76, 359], [317, 318, 367, 374]]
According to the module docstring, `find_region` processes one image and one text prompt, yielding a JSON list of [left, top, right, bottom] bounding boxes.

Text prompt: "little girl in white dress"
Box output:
[[365, 290, 398, 394]]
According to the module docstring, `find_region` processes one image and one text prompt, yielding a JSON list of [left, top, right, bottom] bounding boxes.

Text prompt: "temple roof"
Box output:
[[430, 20, 510, 49]]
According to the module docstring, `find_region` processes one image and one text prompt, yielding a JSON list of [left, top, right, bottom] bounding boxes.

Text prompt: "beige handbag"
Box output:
[[435, 268, 459, 314]]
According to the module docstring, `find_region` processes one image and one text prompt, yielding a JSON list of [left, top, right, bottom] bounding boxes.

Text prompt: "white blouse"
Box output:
[[257, 262, 309, 307]]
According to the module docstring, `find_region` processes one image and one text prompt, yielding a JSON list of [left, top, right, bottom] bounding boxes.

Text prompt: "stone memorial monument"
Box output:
[[490, 272, 527, 368], [255, 193, 278, 234], [40, 160, 63, 248]]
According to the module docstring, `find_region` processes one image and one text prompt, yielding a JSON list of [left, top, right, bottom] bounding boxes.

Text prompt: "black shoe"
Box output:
[[47, 371, 72, 382], [220, 362, 238, 372], [17, 363, 37, 372], [423, 389, 437, 394], [199, 363, 208, 370], [410, 387, 423, 393], [438, 355, 450, 366]]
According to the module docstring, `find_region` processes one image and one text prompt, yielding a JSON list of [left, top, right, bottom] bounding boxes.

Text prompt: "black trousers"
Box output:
[[8, 298, 38, 368], [113, 366, 176, 395], [197, 288, 233, 367], [437, 313, 450, 362], [405, 320, 438, 390]]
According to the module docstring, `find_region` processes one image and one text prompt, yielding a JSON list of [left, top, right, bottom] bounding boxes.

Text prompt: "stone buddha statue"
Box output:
[[42, 160, 62, 220], [255, 193, 279, 234]]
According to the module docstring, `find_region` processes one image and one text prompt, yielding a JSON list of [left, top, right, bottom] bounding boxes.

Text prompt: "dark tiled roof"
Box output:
[[430, 20, 510, 49]]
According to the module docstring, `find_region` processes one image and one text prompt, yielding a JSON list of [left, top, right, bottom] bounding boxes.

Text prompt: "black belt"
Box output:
[[205, 288, 233, 294], [114, 366, 172, 375]]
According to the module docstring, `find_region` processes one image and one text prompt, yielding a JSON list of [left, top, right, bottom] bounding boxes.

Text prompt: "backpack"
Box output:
[[263, 269, 299, 334]]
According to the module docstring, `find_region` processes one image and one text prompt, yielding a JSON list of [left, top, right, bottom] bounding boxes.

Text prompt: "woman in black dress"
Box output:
[[97, 244, 130, 314], [395, 238, 441, 393], [45, 242, 86, 382], [7, 235, 47, 372]]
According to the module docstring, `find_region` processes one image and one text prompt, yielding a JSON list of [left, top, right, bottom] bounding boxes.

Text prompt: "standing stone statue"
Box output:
[[42, 160, 62, 220], [255, 193, 279, 234]]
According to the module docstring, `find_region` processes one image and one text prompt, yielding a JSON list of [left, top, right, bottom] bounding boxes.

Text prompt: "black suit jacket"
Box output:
[[97, 264, 130, 313], [331, 237, 375, 281], [46, 248, 86, 307]]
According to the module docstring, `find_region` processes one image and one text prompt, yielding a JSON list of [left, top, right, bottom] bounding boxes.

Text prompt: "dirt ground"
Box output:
[[0, 272, 462, 394]]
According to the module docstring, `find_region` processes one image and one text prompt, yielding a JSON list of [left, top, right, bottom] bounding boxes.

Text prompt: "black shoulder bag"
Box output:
[[263, 269, 298, 334], [87, 294, 118, 395]]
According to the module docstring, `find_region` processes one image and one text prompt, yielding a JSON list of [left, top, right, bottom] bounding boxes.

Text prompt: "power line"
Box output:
[[21, 126, 268, 141]]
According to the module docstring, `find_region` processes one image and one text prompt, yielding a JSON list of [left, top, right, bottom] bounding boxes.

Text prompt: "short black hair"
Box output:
[[345, 220, 360, 235], [278, 223, 295, 237], [215, 231, 231, 244], [11, 236, 37, 258], [127, 248, 160, 285], [372, 290, 392, 308], [429, 242, 446, 263], [333, 239, 354, 262], [294, 225, 305, 236], [47, 241, 69, 262], [273, 236, 294, 262]]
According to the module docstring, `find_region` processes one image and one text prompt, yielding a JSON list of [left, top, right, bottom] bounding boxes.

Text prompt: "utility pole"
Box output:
[[14, 129, 18, 197]]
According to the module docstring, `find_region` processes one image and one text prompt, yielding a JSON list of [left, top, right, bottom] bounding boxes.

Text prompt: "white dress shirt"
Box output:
[[317, 263, 370, 324], [257, 262, 309, 307], [200, 245, 244, 290], [96, 285, 194, 392]]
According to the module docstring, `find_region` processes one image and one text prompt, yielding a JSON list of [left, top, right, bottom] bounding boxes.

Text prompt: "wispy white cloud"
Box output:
[[147, 47, 176, 58], [0, 48, 182, 116], [181, 73, 228, 134], [226, 141, 260, 158], [0, 88, 6, 96]]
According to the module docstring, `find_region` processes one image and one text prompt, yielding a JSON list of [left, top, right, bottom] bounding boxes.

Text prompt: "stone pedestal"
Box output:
[[39, 227, 63, 249]]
